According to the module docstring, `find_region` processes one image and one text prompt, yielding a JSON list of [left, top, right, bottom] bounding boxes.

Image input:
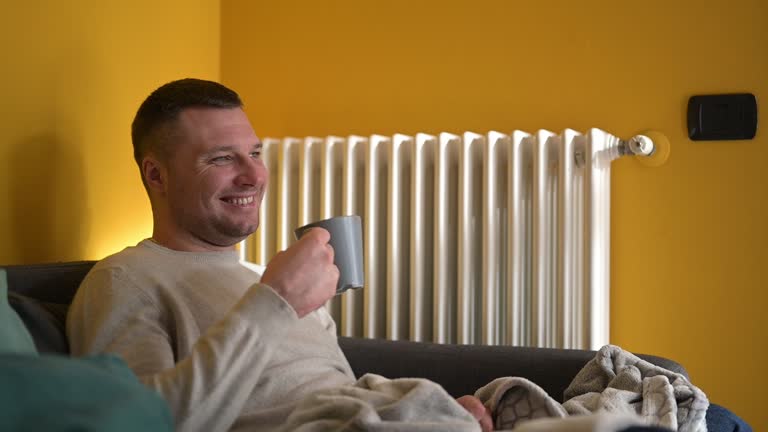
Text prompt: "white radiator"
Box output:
[[243, 129, 653, 350]]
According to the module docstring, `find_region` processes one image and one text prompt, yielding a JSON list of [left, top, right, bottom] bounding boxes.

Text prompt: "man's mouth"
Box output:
[[222, 195, 256, 207]]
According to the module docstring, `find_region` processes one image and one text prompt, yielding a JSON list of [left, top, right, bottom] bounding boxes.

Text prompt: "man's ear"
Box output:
[[142, 156, 167, 193]]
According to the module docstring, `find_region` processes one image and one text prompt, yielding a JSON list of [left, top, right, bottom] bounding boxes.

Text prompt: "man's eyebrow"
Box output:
[[201, 143, 262, 157], [201, 146, 236, 157]]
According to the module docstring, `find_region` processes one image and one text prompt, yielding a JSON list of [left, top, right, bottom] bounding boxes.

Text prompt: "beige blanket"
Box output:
[[277, 345, 708, 432], [277, 374, 481, 432]]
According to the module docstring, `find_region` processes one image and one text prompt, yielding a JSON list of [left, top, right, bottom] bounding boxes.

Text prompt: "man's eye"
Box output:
[[250, 151, 262, 159], [211, 155, 233, 164]]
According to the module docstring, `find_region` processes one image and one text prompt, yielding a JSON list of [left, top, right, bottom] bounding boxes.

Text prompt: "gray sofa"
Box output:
[[4, 261, 684, 400], [3, 261, 751, 431]]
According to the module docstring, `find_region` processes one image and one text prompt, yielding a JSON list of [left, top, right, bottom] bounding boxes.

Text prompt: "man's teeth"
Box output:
[[226, 196, 254, 205]]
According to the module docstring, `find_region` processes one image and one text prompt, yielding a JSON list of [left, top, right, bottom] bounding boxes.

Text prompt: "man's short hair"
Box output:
[[131, 78, 243, 175]]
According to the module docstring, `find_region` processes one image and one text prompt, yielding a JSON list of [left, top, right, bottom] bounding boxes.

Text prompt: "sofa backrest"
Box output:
[[2, 261, 95, 354], [4, 261, 95, 303]]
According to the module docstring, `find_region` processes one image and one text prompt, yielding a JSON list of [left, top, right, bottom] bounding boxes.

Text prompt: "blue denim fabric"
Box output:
[[618, 403, 752, 432], [706, 403, 752, 432]]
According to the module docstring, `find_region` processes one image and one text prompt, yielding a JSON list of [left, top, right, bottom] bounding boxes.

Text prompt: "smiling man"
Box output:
[[64, 78, 493, 432], [66, 79, 355, 431]]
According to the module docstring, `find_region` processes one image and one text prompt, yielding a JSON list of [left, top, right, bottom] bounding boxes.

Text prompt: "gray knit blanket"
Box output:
[[277, 345, 708, 432], [476, 345, 709, 431]]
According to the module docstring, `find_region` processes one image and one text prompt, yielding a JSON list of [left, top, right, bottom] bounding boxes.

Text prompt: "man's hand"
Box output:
[[260, 228, 339, 318], [456, 395, 493, 432]]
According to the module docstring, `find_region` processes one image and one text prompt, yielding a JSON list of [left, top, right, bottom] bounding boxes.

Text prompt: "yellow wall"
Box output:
[[2, 0, 764, 428], [0, 0, 220, 264], [221, 0, 767, 428]]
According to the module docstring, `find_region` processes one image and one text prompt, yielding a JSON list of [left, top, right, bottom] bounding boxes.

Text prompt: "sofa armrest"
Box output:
[[338, 336, 688, 402]]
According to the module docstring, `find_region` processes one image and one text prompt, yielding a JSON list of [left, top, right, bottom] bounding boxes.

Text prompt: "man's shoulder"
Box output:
[[89, 240, 155, 274], [72, 242, 161, 310], [82, 240, 181, 291]]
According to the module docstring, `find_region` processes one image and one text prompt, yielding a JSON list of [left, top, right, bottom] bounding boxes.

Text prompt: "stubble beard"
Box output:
[[211, 217, 258, 245], [207, 186, 265, 246]]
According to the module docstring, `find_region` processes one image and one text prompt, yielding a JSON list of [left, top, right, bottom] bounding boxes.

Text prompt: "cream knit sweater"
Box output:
[[66, 240, 356, 432]]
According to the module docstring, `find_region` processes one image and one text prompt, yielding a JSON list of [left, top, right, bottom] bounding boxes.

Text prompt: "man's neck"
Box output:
[[150, 230, 237, 253]]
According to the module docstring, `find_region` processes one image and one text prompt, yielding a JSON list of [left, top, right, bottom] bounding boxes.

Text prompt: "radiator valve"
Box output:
[[620, 135, 655, 157]]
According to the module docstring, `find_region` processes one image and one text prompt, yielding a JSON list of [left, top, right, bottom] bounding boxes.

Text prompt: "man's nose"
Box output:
[[235, 157, 268, 187]]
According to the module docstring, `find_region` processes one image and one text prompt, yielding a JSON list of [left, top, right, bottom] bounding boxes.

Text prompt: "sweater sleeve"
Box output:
[[66, 266, 298, 432]]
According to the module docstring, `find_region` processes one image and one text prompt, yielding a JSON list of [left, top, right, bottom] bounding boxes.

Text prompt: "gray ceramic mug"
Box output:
[[294, 215, 364, 294]]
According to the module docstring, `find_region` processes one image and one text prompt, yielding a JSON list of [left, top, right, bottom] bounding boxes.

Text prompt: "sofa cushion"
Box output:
[[0, 353, 173, 432], [8, 291, 69, 354], [0, 269, 38, 355]]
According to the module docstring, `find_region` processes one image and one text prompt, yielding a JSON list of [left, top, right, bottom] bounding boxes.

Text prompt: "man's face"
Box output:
[[160, 107, 267, 250]]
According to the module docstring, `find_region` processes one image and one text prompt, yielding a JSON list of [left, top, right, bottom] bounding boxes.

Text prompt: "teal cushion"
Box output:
[[0, 269, 38, 354], [0, 353, 173, 431]]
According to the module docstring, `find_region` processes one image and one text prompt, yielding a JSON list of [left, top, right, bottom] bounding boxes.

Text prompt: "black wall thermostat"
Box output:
[[687, 93, 757, 141]]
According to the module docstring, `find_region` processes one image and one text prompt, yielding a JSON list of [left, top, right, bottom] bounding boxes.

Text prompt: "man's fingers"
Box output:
[[304, 227, 330, 244], [479, 410, 493, 432], [456, 395, 483, 418], [262, 225, 340, 317], [456, 395, 493, 432], [326, 242, 335, 263]]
